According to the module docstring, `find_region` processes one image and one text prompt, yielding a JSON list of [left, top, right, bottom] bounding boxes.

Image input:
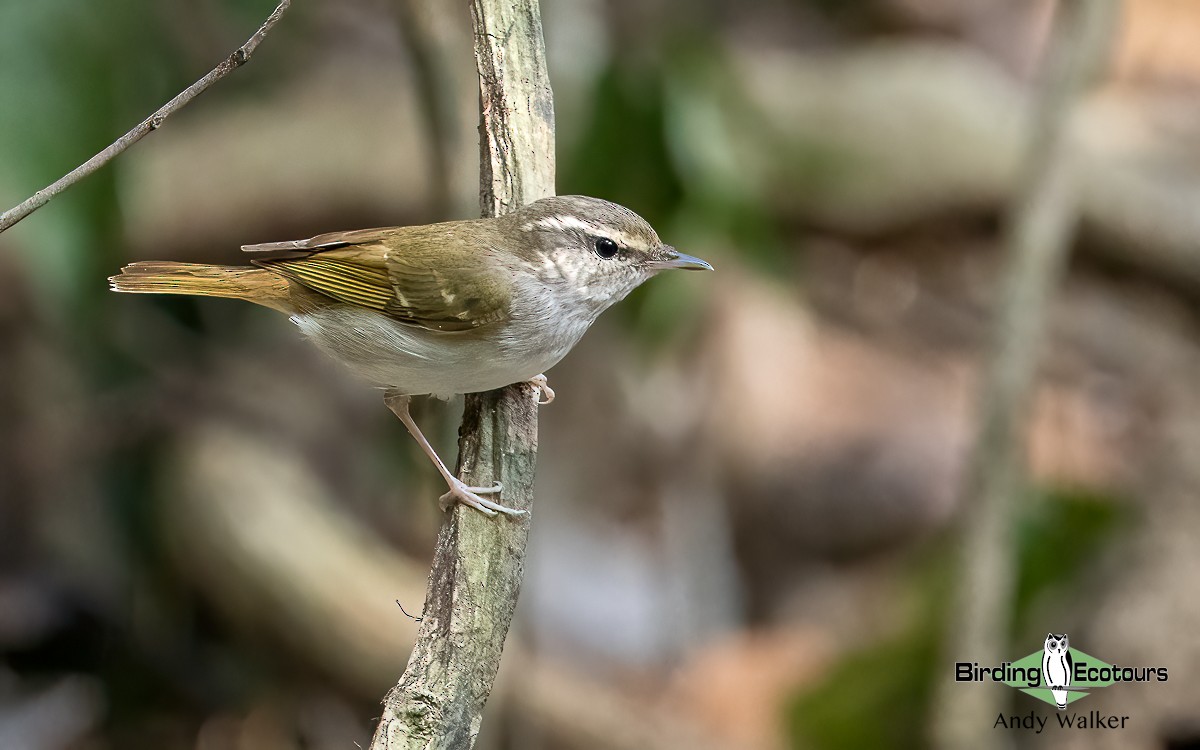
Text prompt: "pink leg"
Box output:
[[384, 390, 526, 517]]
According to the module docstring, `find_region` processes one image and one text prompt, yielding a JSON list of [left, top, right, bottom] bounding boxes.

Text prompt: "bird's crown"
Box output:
[[512, 195, 664, 256]]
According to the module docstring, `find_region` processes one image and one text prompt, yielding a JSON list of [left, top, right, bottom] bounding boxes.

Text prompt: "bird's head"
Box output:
[[508, 195, 712, 311]]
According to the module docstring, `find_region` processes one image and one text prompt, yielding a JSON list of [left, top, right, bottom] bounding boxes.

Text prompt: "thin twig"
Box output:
[[0, 0, 292, 234], [930, 2, 1120, 748], [395, 600, 423, 622]]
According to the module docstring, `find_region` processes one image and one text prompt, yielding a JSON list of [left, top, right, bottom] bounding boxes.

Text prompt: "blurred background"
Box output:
[[1, 0, 1199, 748]]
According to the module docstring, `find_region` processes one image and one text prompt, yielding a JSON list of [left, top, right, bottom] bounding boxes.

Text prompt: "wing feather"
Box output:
[[249, 224, 511, 332]]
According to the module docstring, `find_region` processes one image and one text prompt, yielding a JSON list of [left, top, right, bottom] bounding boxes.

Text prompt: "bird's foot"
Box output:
[[438, 478, 525, 517], [529, 373, 555, 405]]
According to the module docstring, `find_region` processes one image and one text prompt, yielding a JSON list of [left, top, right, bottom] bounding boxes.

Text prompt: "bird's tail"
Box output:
[[109, 261, 292, 313]]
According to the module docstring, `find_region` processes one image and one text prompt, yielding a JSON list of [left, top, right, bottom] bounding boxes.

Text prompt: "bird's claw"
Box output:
[[529, 374, 555, 405], [438, 479, 525, 517]]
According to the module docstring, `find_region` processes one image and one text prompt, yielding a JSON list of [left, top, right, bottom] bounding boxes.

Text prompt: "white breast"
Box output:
[[291, 298, 594, 398]]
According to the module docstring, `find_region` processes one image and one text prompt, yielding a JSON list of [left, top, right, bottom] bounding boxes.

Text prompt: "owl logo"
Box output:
[[1042, 633, 1073, 709]]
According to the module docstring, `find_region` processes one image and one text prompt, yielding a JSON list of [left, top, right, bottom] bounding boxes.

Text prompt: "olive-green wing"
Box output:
[[246, 227, 511, 333]]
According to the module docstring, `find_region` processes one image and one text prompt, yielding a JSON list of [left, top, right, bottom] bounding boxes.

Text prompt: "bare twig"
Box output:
[[931, 2, 1120, 748], [0, 0, 292, 234], [368, 1, 554, 748]]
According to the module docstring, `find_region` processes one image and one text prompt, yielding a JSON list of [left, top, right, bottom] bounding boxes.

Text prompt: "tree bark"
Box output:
[[369, 1, 554, 748]]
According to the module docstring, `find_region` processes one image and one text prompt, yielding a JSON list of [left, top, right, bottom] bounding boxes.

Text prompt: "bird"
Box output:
[[109, 195, 712, 516]]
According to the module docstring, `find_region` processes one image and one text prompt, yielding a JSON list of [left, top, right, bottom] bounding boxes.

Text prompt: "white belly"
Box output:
[[291, 304, 589, 398]]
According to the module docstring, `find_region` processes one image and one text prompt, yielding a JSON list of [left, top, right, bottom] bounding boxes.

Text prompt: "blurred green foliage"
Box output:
[[1011, 488, 1129, 634], [789, 624, 941, 750], [0, 0, 290, 304], [3, 0, 162, 305], [0, 3, 302, 741], [560, 35, 785, 353]]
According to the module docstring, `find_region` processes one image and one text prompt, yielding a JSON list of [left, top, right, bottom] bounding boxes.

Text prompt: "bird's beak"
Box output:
[[649, 246, 714, 272]]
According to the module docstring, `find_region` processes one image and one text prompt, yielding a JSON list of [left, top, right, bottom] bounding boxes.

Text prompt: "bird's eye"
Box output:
[[594, 238, 619, 259]]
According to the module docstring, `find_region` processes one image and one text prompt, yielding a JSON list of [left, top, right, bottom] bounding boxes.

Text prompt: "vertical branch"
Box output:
[[369, 1, 553, 748], [469, 0, 556, 214], [931, 1, 1119, 747]]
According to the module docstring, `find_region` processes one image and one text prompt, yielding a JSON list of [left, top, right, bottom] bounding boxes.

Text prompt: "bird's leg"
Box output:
[[528, 373, 555, 405], [383, 389, 526, 517]]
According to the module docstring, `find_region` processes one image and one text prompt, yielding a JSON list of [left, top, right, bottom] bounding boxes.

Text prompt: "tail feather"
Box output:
[[109, 262, 292, 313]]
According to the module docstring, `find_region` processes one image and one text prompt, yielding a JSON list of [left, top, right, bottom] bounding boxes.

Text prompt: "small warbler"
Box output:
[[110, 195, 712, 515]]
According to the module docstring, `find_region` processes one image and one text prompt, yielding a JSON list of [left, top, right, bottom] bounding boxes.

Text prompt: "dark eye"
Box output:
[[594, 237, 619, 259]]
